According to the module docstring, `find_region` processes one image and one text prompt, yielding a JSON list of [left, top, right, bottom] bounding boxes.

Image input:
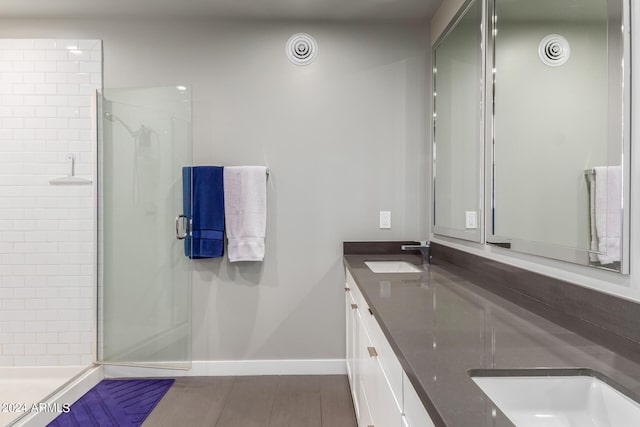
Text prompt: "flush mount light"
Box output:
[[286, 33, 318, 66], [538, 34, 570, 67]]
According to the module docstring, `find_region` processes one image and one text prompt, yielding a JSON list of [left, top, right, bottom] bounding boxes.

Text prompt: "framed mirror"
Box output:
[[487, 0, 630, 272], [432, 0, 485, 242]]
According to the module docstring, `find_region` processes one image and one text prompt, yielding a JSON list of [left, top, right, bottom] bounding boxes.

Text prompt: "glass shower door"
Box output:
[[98, 85, 192, 369]]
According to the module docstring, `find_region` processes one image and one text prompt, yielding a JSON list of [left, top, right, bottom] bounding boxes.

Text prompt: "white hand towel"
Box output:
[[223, 166, 267, 262], [593, 166, 622, 264]]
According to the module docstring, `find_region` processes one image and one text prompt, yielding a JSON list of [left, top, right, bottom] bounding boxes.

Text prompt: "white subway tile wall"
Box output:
[[0, 39, 101, 367]]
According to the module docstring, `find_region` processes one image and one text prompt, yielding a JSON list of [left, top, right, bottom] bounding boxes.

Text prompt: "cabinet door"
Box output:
[[358, 313, 402, 427], [358, 378, 375, 427], [369, 357, 403, 427], [346, 289, 354, 382], [403, 372, 435, 427], [357, 316, 374, 427], [363, 309, 403, 406], [346, 289, 359, 419]]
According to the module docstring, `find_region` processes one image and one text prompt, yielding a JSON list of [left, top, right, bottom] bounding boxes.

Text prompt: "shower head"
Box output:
[[104, 111, 140, 138]]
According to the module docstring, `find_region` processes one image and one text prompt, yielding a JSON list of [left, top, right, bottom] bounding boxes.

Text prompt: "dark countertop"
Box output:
[[344, 254, 640, 427]]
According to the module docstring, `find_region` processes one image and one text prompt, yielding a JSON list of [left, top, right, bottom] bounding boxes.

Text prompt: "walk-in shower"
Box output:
[[0, 38, 193, 426]]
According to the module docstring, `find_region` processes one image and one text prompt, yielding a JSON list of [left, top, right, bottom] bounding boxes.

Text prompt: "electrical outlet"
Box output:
[[379, 211, 391, 229], [465, 211, 478, 229]]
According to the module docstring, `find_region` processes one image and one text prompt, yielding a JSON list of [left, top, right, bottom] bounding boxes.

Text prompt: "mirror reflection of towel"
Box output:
[[591, 166, 621, 264], [182, 166, 225, 259], [223, 166, 267, 262]]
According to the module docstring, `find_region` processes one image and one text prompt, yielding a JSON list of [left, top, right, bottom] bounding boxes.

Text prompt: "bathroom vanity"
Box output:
[[343, 242, 640, 427], [345, 259, 433, 427]]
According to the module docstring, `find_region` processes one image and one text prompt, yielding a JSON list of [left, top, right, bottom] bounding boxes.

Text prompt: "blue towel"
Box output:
[[182, 166, 225, 259]]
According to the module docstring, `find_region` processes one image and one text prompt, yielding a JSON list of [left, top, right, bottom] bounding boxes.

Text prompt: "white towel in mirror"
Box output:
[[592, 166, 621, 265]]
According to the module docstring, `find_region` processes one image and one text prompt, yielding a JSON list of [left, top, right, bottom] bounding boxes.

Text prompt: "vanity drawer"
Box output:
[[347, 276, 370, 318], [363, 310, 403, 409], [346, 268, 357, 289]]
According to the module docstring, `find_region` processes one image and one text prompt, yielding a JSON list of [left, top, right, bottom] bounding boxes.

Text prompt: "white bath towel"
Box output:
[[593, 166, 622, 264], [588, 171, 598, 263], [223, 166, 267, 262]]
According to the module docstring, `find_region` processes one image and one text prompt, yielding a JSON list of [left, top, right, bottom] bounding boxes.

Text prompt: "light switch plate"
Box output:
[[379, 211, 391, 229], [465, 211, 478, 229]]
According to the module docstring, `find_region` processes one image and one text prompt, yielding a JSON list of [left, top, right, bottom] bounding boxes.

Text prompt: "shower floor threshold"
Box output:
[[0, 366, 87, 426]]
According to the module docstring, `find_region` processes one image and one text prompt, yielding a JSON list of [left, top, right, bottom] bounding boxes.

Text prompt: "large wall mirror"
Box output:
[[488, 0, 630, 272], [432, 0, 630, 273], [432, 0, 484, 242]]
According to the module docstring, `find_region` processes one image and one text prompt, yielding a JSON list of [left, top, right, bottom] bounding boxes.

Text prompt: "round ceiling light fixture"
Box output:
[[538, 34, 570, 67], [286, 33, 318, 66]]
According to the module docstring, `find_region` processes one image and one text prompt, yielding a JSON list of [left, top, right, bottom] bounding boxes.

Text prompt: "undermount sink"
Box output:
[[472, 374, 640, 427], [364, 261, 422, 273]]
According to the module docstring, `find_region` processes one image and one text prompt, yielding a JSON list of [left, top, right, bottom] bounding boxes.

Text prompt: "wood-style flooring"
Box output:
[[142, 375, 357, 427]]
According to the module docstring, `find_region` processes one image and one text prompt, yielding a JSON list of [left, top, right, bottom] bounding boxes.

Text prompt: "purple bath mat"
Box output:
[[48, 378, 174, 427]]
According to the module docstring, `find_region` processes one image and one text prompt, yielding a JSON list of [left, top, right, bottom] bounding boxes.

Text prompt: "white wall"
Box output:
[[0, 39, 100, 366], [0, 19, 430, 361]]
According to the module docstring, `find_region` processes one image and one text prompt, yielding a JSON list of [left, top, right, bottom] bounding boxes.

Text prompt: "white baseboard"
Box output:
[[104, 359, 347, 378], [16, 365, 104, 427]]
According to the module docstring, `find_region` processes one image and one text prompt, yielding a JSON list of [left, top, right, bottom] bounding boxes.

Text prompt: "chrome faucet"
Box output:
[[401, 241, 431, 268]]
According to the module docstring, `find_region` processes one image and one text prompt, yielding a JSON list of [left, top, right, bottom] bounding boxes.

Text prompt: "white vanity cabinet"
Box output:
[[345, 268, 436, 427]]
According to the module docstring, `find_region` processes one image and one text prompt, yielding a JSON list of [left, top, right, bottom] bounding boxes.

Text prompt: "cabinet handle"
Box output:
[[351, 304, 358, 309], [368, 308, 373, 316], [345, 287, 351, 292], [367, 346, 378, 357]]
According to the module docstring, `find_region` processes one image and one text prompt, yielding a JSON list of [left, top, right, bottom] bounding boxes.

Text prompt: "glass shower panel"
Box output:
[[98, 85, 192, 369]]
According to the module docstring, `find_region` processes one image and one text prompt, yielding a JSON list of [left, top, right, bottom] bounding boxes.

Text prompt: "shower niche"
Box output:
[[98, 85, 193, 368]]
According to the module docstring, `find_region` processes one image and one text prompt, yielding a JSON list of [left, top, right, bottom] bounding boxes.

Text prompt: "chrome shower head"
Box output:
[[104, 111, 140, 138]]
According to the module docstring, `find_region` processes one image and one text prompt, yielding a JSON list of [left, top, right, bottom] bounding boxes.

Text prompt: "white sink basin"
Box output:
[[364, 261, 422, 273], [472, 375, 640, 427]]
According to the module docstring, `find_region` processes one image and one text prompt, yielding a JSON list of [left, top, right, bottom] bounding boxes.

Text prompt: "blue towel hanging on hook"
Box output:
[[182, 166, 225, 259]]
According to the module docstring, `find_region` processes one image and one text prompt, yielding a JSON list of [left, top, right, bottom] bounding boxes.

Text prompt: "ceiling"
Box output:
[[0, 0, 442, 21]]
